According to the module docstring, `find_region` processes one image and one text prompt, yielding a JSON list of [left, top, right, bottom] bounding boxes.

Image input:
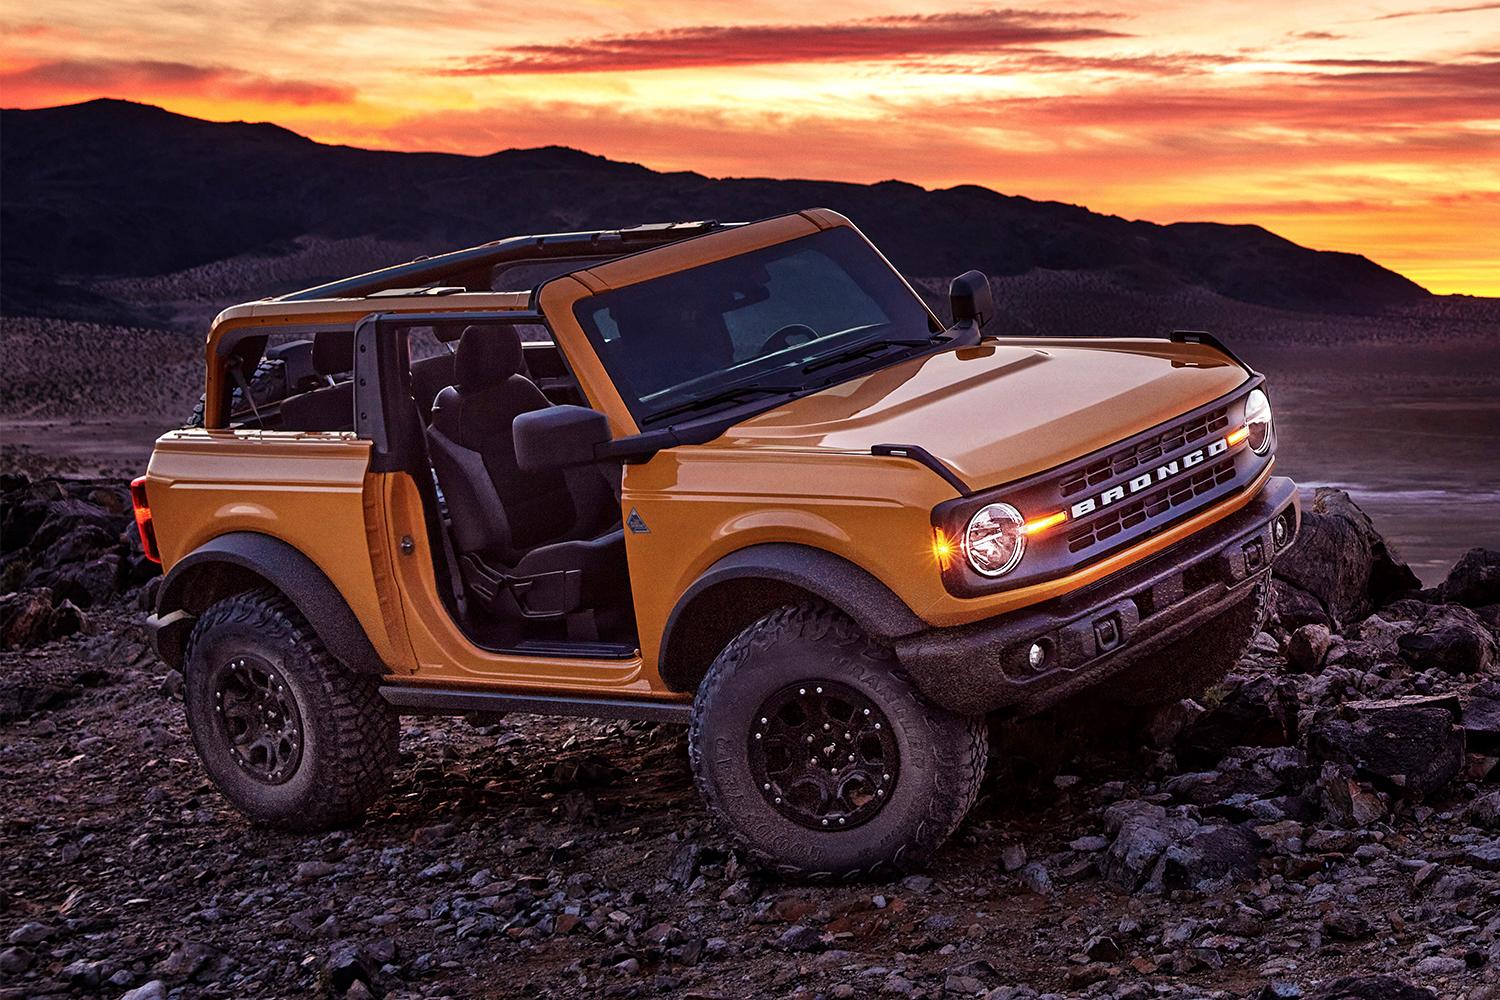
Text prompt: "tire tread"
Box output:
[[690, 602, 984, 881]]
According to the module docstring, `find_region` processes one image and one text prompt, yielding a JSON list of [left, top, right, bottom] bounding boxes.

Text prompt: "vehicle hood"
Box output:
[[718, 338, 1250, 490]]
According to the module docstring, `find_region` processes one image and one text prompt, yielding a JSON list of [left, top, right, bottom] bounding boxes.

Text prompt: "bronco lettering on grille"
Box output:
[[1068, 438, 1230, 519]]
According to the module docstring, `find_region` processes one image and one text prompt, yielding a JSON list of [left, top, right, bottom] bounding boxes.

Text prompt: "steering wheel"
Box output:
[[757, 324, 818, 356]]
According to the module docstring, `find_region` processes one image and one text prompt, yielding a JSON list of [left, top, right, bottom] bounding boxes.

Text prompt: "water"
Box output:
[[1244, 340, 1500, 587]]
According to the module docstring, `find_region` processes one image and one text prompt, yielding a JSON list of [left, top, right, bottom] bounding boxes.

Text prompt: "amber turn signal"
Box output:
[[932, 528, 955, 571]]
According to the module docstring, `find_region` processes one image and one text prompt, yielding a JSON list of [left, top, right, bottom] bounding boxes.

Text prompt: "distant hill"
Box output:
[[2, 98, 1432, 322]]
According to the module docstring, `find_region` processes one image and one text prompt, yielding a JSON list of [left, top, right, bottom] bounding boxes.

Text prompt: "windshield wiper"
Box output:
[[802, 338, 935, 375], [641, 382, 804, 426]]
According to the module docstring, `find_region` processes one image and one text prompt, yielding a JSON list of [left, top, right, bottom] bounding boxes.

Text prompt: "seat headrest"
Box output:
[[456, 324, 524, 391], [312, 330, 355, 375]]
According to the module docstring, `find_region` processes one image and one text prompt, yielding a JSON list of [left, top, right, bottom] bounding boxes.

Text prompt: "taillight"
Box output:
[[130, 475, 161, 564]]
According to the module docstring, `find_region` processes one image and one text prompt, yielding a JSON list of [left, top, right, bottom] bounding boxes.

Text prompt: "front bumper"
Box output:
[[895, 476, 1299, 716]]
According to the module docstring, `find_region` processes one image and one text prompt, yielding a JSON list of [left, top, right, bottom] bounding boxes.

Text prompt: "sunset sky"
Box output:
[[4, 1, 1497, 295]]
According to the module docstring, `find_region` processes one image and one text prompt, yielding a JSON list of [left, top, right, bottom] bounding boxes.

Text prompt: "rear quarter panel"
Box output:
[[144, 429, 410, 669]]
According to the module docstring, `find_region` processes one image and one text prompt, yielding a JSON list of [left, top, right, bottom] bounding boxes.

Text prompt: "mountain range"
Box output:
[[2, 98, 1434, 324]]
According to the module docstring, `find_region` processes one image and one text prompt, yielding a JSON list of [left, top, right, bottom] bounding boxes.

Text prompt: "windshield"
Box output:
[[571, 227, 935, 426]]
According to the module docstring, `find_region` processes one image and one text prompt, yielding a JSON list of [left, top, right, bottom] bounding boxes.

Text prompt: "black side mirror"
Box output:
[[514, 405, 611, 470], [949, 270, 994, 330]]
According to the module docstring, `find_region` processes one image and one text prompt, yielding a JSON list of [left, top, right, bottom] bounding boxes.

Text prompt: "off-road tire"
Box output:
[[183, 587, 397, 828], [1096, 575, 1273, 707], [690, 602, 985, 880], [184, 356, 287, 428]]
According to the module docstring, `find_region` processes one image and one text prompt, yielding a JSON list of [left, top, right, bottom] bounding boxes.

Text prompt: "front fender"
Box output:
[[658, 542, 927, 692], [151, 531, 386, 676]]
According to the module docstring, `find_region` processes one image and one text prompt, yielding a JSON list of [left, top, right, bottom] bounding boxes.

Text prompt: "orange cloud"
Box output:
[[444, 8, 1129, 75], [1372, 1, 1500, 18], [0, 59, 354, 107]]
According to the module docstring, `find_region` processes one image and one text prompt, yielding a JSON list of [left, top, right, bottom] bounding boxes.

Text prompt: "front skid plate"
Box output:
[[895, 476, 1298, 716]]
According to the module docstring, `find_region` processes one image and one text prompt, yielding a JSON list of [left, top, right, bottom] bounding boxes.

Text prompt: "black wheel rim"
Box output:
[[747, 680, 899, 830], [211, 654, 303, 785]]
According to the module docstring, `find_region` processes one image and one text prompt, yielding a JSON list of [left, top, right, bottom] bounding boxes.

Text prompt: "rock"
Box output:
[[1103, 799, 1166, 833], [1274, 488, 1420, 627], [1065, 962, 1112, 987], [1287, 624, 1334, 672], [411, 821, 457, 847], [1396, 604, 1497, 674], [1321, 910, 1371, 939], [999, 842, 1027, 872], [773, 925, 825, 952], [1463, 683, 1500, 754], [1175, 675, 1300, 769], [119, 983, 168, 1000], [158, 669, 184, 700], [0, 948, 31, 974], [1464, 842, 1500, 871], [1068, 836, 1109, 852], [153, 940, 235, 983], [1308, 701, 1464, 798], [1017, 862, 1053, 896], [1411, 955, 1466, 977], [295, 860, 336, 879], [327, 940, 376, 994], [7, 921, 54, 945], [1147, 699, 1206, 748], [1315, 762, 1389, 827], [1439, 548, 1500, 608], [666, 842, 702, 886], [1468, 790, 1500, 828], [48, 598, 87, 639], [0, 588, 55, 648], [1275, 580, 1331, 631], [62, 957, 103, 989], [1104, 819, 1170, 891], [1307, 976, 1436, 1000]]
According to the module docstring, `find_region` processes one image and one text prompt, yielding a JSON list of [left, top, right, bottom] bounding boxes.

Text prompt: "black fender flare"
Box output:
[[658, 543, 928, 692], [153, 532, 386, 676]]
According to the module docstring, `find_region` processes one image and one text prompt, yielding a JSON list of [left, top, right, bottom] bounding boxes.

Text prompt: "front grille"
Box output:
[[1065, 456, 1238, 553], [1059, 406, 1229, 498], [932, 377, 1269, 600]]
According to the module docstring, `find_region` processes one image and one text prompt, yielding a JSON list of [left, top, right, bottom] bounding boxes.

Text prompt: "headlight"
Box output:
[[1245, 388, 1273, 455], [964, 502, 1026, 576]]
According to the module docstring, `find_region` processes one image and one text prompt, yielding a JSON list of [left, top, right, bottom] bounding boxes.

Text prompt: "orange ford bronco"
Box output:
[[135, 209, 1298, 878]]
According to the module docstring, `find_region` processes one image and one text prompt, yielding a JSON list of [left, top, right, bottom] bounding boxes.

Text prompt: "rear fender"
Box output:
[[152, 532, 385, 676]]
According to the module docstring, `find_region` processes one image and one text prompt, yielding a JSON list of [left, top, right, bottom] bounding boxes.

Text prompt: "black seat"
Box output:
[[426, 324, 627, 628], [410, 352, 457, 425], [279, 330, 355, 431]]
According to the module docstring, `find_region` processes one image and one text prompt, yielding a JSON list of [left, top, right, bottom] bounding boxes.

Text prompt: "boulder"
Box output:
[[1464, 681, 1500, 754], [1273, 580, 1330, 631], [1308, 700, 1464, 799], [1287, 624, 1334, 673], [1273, 488, 1421, 628], [1314, 762, 1389, 827], [1438, 548, 1500, 608], [0, 588, 54, 648], [1173, 675, 1300, 770], [1394, 604, 1497, 674]]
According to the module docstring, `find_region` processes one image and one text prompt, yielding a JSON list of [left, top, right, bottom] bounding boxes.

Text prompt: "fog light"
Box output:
[[1028, 641, 1048, 671], [1273, 513, 1290, 548]]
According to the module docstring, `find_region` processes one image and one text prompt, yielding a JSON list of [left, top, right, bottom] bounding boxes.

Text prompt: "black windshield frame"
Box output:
[[571, 228, 938, 427]]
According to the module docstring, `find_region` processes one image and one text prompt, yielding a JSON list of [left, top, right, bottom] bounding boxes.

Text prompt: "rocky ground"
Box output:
[[3, 477, 1500, 1000]]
